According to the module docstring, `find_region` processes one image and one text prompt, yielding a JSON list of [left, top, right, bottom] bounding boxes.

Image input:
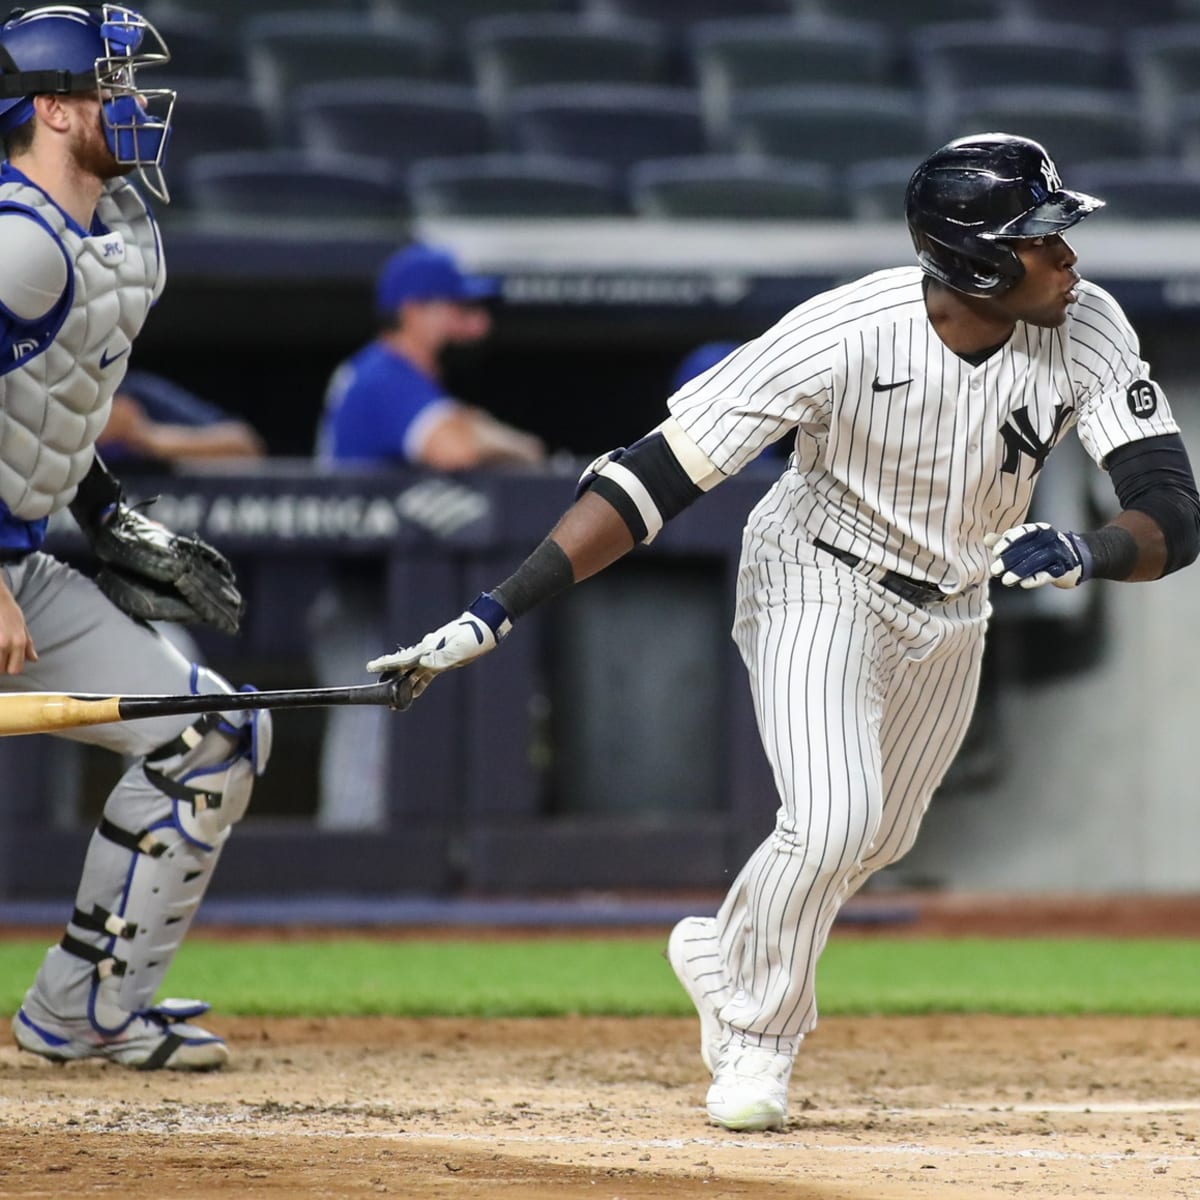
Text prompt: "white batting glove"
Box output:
[[986, 522, 1093, 589], [366, 593, 513, 698]]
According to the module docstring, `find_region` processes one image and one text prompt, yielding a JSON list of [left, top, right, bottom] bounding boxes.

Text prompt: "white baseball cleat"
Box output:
[[706, 1043, 794, 1131], [666, 916, 731, 1073], [12, 997, 229, 1071]]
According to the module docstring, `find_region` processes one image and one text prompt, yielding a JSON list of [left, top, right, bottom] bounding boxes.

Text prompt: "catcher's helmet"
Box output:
[[905, 132, 1104, 298], [0, 4, 175, 202]]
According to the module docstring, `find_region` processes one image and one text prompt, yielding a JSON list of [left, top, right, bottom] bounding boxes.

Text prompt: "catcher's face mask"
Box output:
[[0, 4, 176, 202]]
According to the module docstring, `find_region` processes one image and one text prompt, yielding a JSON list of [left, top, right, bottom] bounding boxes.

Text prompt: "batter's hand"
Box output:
[[366, 592, 512, 699], [986, 522, 1092, 589]]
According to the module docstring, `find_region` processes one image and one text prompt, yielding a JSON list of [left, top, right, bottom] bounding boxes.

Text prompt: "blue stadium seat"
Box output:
[[846, 156, 917, 222], [163, 82, 273, 208], [407, 153, 622, 216], [1070, 158, 1200, 219], [508, 84, 707, 172], [727, 86, 928, 171], [244, 13, 448, 133], [467, 14, 669, 116], [912, 21, 1118, 100], [938, 86, 1148, 170], [295, 81, 493, 172], [183, 150, 406, 223], [1127, 24, 1200, 151], [628, 155, 838, 219], [689, 17, 894, 140]]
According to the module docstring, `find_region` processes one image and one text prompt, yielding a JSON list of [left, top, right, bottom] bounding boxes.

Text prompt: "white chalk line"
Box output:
[[7, 1097, 1200, 1169]]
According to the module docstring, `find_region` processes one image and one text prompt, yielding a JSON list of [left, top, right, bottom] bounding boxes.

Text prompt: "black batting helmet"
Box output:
[[905, 132, 1104, 298]]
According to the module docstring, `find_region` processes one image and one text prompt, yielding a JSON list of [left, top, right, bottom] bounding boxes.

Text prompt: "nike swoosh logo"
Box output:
[[100, 346, 128, 369], [872, 377, 912, 393]]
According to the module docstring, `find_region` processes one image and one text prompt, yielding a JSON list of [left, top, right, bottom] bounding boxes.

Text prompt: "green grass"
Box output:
[[2, 936, 1197, 1017]]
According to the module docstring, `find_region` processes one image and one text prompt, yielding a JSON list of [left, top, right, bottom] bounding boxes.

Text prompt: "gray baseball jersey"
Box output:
[[664, 266, 1176, 1047]]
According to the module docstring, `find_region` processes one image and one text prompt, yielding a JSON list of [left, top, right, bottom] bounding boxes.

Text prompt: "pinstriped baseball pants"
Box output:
[[707, 544, 988, 1050]]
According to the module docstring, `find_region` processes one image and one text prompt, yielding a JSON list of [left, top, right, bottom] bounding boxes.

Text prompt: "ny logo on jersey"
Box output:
[[1039, 157, 1062, 193], [998, 404, 1071, 475]]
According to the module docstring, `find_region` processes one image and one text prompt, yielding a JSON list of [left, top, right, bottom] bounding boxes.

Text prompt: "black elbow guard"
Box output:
[[1133, 489, 1200, 576], [1107, 434, 1200, 577]]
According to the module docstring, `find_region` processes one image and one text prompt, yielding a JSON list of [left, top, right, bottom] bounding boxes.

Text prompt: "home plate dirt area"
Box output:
[[2, 895, 1198, 1200]]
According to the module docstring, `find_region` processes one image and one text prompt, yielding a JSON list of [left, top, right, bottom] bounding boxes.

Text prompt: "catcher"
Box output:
[[0, 4, 268, 1069]]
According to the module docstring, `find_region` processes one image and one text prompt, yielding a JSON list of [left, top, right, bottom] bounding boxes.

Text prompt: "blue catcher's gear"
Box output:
[[905, 132, 1104, 298], [0, 4, 175, 202]]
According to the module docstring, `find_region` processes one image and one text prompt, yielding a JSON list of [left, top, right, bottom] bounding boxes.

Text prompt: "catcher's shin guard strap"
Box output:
[[71, 903, 138, 940], [98, 815, 167, 858], [60, 933, 127, 982]]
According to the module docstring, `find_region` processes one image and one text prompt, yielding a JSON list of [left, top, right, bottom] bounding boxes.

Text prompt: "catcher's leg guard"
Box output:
[[13, 668, 272, 1070]]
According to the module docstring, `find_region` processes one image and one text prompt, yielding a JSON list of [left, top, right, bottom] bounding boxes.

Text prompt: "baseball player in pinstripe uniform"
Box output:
[[1, 5, 268, 1071], [369, 133, 1200, 1130]]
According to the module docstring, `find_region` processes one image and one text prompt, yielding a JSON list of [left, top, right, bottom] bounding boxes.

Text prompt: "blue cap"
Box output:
[[374, 243, 498, 313], [670, 341, 739, 393]]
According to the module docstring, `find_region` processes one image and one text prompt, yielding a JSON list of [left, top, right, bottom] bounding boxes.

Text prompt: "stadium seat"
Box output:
[[148, 11, 246, 83], [628, 155, 838, 219], [163, 82, 274, 208], [727, 86, 928, 171], [937, 86, 1147, 171], [296, 81, 493, 172], [467, 15, 669, 116], [508, 84, 707, 172], [244, 13, 448, 133], [846, 156, 917, 222], [1127, 24, 1200, 151], [1169, 95, 1200, 166], [912, 21, 1117, 100], [387, 0, 576, 36], [407, 153, 622, 216], [152, 0, 371, 24], [183, 150, 406, 224], [689, 16, 894, 140], [1070, 158, 1200, 219], [1008, 0, 1178, 28], [802, 0, 1008, 35], [585, 0, 790, 23]]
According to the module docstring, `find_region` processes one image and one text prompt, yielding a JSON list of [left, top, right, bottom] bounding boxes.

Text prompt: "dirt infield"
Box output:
[[2, 1013, 1198, 1198], [2, 896, 1199, 1199]]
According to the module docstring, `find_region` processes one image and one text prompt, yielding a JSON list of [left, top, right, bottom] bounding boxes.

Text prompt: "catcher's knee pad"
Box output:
[[57, 667, 272, 1031]]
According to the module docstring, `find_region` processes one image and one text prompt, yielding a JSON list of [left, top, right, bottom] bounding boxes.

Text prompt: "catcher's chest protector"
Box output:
[[0, 177, 162, 522]]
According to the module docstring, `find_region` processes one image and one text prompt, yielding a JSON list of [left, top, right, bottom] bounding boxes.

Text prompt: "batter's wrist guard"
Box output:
[[467, 591, 513, 641]]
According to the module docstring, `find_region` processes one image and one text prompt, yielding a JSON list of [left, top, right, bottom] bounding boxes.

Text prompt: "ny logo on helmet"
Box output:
[[999, 403, 1072, 475], [1039, 158, 1062, 193]]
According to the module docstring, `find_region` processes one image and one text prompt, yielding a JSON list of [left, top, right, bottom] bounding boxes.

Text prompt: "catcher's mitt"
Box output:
[[92, 505, 244, 634]]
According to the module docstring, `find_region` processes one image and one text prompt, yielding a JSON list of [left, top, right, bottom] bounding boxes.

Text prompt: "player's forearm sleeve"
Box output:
[[491, 537, 575, 619], [1105, 433, 1200, 576]]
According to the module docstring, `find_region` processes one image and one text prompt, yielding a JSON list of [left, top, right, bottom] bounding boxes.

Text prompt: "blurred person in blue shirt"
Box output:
[[99, 369, 265, 468], [313, 243, 545, 829], [317, 243, 544, 470]]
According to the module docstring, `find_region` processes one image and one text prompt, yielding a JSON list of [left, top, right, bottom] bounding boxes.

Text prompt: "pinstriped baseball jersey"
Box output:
[[668, 266, 1178, 595]]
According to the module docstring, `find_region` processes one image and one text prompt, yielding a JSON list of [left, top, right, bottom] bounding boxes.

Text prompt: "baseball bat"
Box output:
[[0, 674, 414, 737]]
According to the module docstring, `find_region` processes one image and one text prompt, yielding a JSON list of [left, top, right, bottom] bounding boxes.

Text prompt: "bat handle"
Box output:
[[381, 671, 415, 711]]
